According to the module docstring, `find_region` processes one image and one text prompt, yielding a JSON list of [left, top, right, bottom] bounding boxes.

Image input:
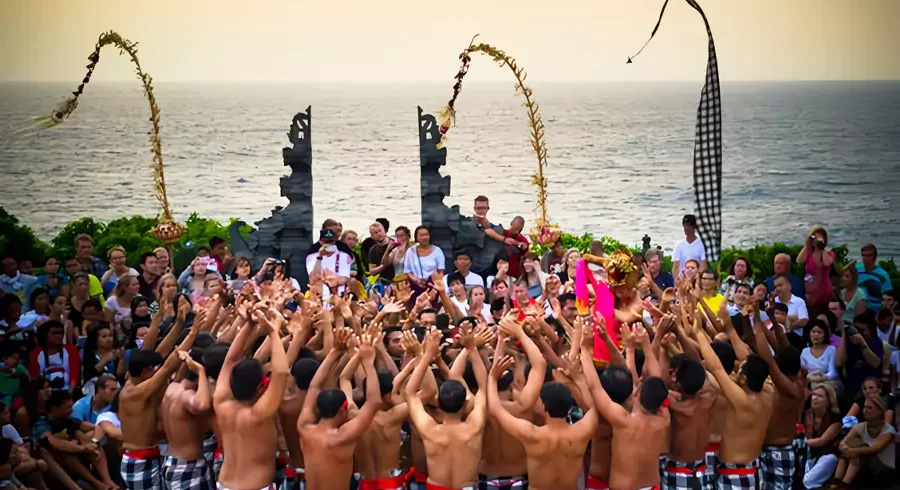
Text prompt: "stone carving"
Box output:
[[228, 107, 314, 271], [418, 107, 505, 275]]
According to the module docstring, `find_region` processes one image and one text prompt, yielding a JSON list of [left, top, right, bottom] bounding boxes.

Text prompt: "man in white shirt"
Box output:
[[672, 214, 708, 274], [443, 251, 484, 293], [773, 275, 809, 336], [306, 229, 353, 304]]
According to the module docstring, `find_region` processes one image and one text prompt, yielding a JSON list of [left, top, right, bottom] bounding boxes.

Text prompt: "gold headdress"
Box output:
[[581, 249, 639, 288]]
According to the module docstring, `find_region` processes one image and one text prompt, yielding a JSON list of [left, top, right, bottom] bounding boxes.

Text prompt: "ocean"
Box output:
[[0, 81, 898, 259]]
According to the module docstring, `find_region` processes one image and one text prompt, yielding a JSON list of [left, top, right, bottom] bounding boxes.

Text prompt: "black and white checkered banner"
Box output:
[[629, 0, 723, 261]]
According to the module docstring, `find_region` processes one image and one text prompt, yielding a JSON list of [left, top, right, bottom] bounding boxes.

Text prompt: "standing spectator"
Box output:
[[360, 218, 390, 267], [340, 229, 367, 278], [73, 233, 106, 278], [228, 257, 253, 293], [797, 226, 836, 319], [857, 244, 894, 311], [306, 229, 354, 302], [385, 226, 412, 279], [299, 219, 354, 291], [720, 257, 754, 305], [136, 252, 160, 303], [557, 248, 581, 286], [642, 249, 673, 302], [540, 239, 564, 275], [484, 216, 530, 279], [34, 257, 67, 300], [672, 214, 707, 273], [403, 226, 445, 288], [0, 258, 37, 310], [366, 222, 394, 291], [764, 253, 806, 301], [839, 266, 868, 328], [442, 251, 484, 292], [98, 246, 138, 296]]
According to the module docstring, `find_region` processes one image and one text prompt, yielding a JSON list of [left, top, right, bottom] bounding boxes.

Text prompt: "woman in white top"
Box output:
[[17, 288, 52, 331], [468, 285, 493, 325], [104, 275, 139, 330], [833, 394, 896, 485], [403, 226, 445, 287], [801, 320, 840, 383], [100, 246, 139, 295]]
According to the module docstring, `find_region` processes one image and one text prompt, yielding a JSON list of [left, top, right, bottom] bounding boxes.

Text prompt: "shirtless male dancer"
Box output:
[[214, 307, 290, 490], [161, 349, 214, 490], [297, 329, 382, 490], [479, 316, 546, 490], [341, 331, 437, 490], [200, 343, 230, 480], [692, 320, 774, 490], [487, 318, 598, 490], [278, 319, 318, 490], [119, 300, 196, 490], [751, 312, 805, 490], [406, 327, 488, 490], [662, 358, 715, 490], [582, 324, 670, 490]]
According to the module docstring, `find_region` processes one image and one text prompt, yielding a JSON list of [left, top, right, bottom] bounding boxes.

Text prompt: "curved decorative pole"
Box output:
[[22, 30, 184, 250], [437, 36, 562, 247]]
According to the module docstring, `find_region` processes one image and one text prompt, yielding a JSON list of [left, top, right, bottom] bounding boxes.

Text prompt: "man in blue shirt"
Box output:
[[643, 249, 674, 301], [764, 253, 806, 300], [857, 244, 893, 311], [71, 374, 117, 425]]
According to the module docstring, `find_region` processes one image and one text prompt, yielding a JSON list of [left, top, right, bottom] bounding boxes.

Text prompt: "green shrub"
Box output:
[[0, 208, 51, 263]]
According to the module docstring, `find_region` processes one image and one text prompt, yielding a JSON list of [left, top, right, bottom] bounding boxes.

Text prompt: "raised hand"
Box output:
[[357, 333, 377, 363], [400, 330, 422, 356], [178, 350, 203, 374], [382, 299, 406, 315], [620, 322, 635, 350], [423, 329, 442, 358], [490, 355, 514, 380], [633, 323, 650, 347], [430, 269, 445, 286], [498, 317, 525, 339], [474, 326, 494, 349], [333, 327, 354, 351], [456, 320, 477, 350]]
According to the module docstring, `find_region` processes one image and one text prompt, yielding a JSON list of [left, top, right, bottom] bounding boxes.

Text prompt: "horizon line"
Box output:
[[2, 78, 900, 84]]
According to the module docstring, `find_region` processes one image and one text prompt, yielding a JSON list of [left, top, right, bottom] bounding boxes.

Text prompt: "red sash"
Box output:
[[586, 475, 610, 490], [358, 469, 412, 490], [123, 446, 161, 460]]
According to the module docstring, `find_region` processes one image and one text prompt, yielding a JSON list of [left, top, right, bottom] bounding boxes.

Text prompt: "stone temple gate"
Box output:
[[228, 106, 507, 277]]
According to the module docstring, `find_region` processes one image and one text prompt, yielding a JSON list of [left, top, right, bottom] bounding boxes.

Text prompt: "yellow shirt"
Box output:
[[701, 293, 725, 315]]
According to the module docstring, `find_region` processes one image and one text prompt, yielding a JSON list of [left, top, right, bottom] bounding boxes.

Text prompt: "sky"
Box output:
[[1, 0, 898, 82]]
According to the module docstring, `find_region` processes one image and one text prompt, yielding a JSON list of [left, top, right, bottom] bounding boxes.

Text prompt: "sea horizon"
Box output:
[[1, 80, 898, 258]]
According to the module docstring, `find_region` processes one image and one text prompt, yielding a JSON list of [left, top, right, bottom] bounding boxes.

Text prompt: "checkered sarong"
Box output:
[[120, 453, 163, 490], [202, 433, 218, 463], [477, 474, 527, 489], [759, 444, 794, 490], [716, 462, 759, 490], [164, 456, 215, 490], [628, 0, 723, 261], [791, 425, 808, 487], [661, 459, 712, 490], [703, 443, 719, 482]]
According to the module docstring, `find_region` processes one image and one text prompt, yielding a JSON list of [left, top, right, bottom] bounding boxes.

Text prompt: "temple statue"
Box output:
[[228, 107, 314, 271], [418, 107, 506, 275]]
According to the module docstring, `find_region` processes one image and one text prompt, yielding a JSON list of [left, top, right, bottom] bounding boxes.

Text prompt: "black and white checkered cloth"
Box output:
[[661, 458, 714, 490], [715, 462, 759, 490], [629, 0, 723, 261], [164, 456, 216, 490], [120, 454, 163, 490], [759, 444, 795, 490]]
